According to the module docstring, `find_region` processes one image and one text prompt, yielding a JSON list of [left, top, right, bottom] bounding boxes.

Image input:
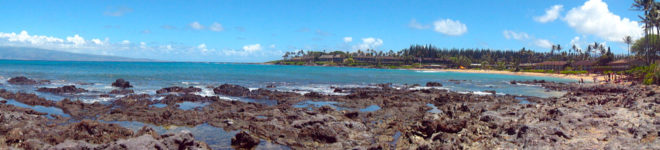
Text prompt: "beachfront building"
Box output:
[[318, 55, 344, 63], [421, 58, 451, 64], [519, 63, 535, 70], [469, 63, 481, 68], [535, 61, 568, 71], [607, 59, 645, 71], [377, 56, 404, 65], [353, 56, 375, 63], [572, 60, 597, 71]]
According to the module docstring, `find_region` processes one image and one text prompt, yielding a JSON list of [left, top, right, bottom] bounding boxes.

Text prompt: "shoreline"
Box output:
[[271, 63, 611, 82], [411, 68, 609, 81]]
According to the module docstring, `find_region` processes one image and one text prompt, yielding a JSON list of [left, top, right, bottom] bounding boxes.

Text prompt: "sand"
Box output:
[[412, 69, 610, 82]]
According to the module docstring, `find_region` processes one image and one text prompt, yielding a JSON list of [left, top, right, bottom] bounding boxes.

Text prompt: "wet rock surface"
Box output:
[[0, 80, 658, 149], [213, 84, 250, 97], [425, 81, 443, 87], [0, 103, 209, 150], [7, 76, 38, 85], [111, 79, 133, 89], [157, 86, 202, 94], [109, 89, 134, 95], [231, 131, 259, 149], [37, 85, 88, 94]]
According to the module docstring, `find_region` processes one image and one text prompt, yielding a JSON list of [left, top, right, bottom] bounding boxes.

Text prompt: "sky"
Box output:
[[0, 0, 646, 62]]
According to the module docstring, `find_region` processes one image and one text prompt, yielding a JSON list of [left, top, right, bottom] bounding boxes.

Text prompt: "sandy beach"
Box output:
[[413, 68, 609, 82]]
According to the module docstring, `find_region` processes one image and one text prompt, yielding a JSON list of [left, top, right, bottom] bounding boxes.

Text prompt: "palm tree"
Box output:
[[623, 36, 633, 56], [586, 46, 592, 60], [633, 0, 656, 64], [551, 45, 556, 55], [571, 44, 578, 57], [556, 44, 562, 53]]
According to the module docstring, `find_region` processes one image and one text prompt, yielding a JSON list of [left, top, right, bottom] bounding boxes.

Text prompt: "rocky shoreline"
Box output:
[[0, 76, 658, 149]]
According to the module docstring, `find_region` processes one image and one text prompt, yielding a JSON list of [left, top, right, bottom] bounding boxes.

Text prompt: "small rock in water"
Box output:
[[37, 85, 88, 94], [426, 82, 443, 87], [156, 86, 201, 94], [111, 79, 133, 89], [231, 131, 260, 149], [213, 84, 250, 97], [7, 76, 38, 85]]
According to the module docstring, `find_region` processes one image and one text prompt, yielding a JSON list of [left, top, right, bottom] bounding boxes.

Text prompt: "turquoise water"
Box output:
[[1, 98, 71, 118], [0, 60, 573, 103]]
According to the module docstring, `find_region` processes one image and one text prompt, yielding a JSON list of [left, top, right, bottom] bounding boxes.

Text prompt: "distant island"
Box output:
[[0, 47, 153, 62]]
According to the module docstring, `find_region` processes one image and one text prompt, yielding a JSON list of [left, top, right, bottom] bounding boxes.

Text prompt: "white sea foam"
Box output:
[[416, 70, 444, 73], [457, 91, 505, 96], [85, 97, 114, 103], [280, 84, 365, 96], [195, 86, 216, 97], [408, 86, 449, 90], [516, 83, 541, 87], [217, 96, 237, 101]]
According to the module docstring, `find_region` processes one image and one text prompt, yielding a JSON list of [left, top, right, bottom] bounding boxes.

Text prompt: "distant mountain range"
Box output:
[[0, 47, 153, 62]]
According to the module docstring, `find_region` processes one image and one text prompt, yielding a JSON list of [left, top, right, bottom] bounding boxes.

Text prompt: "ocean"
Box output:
[[0, 60, 573, 103]]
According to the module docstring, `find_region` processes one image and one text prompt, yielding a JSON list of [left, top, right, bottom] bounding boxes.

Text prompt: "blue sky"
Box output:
[[0, 0, 645, 62]]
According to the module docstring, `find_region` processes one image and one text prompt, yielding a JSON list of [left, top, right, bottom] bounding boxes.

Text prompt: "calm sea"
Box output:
[[0, 60, 573, 102]]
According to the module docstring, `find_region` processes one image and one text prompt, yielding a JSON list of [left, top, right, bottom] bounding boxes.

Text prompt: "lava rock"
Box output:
[[109, 89, 134, 95], [213, 84, 250, 97], [111, 79, 133, 89], [7, 76, 38, 85], [36, 85, 88, 94], [231, 131, 260, 149], [426, 82, 443, 87], [156, 86, 201, 94]]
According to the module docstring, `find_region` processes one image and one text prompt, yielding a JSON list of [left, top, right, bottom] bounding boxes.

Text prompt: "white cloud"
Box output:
[[534, 39, 553, 49], [197, 43, 208, 53], [564, 0, 643, 42], [502, 30, 530, 40], [66, 34, 86, 46], [242, 44, 262, 52], [0, 30, 64, 44], [343, 37, 353, 43], [209, 22, 224, 32], [269, 44, 276, 48], [353, 37, 383, 50], [570, 36, 583, 48], [433, 19, 467, 36], [189, 21, 204, 30], [91, 38, 107, 45], [409, 19, 430, 29], [534, 5, 563, 23], [0, 30, 280, 62]]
